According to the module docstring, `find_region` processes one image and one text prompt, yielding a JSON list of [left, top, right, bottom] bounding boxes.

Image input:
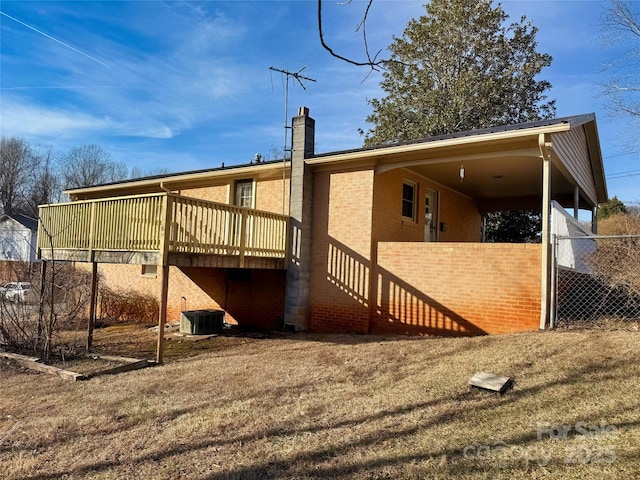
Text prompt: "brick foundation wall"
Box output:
[[374, 243, 542, 335], [96, 264, 285, 330]]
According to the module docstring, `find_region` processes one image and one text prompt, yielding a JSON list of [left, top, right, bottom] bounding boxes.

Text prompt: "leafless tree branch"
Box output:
[[605, 0, 640, 37], [317, 0, 387, 71]]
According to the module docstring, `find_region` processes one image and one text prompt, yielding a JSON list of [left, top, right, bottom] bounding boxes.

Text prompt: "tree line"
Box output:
[[0, 137, 166, 218]]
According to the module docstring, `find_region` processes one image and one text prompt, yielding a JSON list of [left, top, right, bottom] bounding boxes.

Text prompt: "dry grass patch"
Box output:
[[1, 328, 639, 479]]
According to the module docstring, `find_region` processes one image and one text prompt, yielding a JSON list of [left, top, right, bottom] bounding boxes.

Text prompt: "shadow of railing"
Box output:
[[321, 237, 485, 336]]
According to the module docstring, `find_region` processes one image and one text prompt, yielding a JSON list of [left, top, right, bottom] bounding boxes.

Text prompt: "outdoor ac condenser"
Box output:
[[180, 309, 225, 335]]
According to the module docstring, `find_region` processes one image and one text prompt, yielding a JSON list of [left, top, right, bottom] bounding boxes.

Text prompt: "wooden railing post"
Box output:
[[238, 210, 247, 268], [87, 202, 96, 262], [284, 217, 292, 264]]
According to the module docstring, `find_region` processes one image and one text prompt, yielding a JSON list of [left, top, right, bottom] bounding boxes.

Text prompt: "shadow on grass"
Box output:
[[11, 353, 640, 480]]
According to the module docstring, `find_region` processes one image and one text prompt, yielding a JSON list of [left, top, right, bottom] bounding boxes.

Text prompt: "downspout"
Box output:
[[538, 134, 552, 330]]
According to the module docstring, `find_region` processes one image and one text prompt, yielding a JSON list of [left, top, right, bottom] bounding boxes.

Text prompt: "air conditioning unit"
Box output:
[[180, 309, 225, 335]]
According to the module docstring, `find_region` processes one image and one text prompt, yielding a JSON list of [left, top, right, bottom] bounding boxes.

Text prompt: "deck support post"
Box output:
[[156, 265, 169, 364], [86, 262, 98, 351], [156, 194, 173, 365], [573, 185, 580, 219]]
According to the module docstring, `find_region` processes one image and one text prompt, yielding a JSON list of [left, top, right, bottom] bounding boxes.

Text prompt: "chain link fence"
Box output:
[[553, 235, 640, 327]]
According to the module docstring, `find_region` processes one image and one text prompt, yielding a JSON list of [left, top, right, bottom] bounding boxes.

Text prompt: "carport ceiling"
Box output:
[[406, 153, 573, 202]]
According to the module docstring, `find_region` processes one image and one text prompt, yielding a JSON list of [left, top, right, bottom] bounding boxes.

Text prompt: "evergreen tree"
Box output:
[[361, 0, 554, 242], [598, 196, 628, 220], [484, 210, 541, 243], [362, 0, 555, 145]]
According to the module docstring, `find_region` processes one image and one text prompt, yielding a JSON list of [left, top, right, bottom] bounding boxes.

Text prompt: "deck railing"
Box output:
[[37, 193, 289, 263]]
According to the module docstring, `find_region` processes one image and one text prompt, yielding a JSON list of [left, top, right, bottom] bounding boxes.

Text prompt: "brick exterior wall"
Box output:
[[255, 177, 290, 215], [374, 243, 542, 335], [307, 165, 488, 335], [181, 177, 290, 215], [309, 169, 375, 333], [372, 169, 481, 243], [71, 145, 536, 338], [96, 263, 285, 330], [181, 185, 229, 204]]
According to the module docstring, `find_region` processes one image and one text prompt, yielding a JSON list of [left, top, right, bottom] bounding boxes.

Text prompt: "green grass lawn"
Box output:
[[1, 326, 639, 479]]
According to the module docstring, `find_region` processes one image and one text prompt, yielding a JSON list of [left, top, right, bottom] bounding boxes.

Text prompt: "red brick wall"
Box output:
[[374, 243, 542, 335]]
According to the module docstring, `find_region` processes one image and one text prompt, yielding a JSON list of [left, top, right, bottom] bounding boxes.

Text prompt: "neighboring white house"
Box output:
[[551, 201, 595, 274], [0, 214, 38, 264]]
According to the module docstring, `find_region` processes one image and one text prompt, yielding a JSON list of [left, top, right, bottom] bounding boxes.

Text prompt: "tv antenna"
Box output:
[[269, 66, 316, 213]]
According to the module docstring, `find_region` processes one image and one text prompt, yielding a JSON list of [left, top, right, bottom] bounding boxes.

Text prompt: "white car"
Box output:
[[0, 282, 32, 303]]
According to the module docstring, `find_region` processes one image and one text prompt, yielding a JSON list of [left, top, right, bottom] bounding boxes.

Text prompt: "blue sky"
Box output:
[[0, 0, 638, 204]]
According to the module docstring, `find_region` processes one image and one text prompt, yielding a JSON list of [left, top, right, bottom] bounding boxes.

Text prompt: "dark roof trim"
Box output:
[[311, 113, 596, 159], [64, 158, 286, 195]]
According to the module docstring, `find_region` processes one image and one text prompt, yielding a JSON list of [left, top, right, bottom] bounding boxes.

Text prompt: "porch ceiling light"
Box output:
[[459, 163, 465, 182]]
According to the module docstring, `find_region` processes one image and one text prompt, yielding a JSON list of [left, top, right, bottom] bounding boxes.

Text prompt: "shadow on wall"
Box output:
[[315, 237, 485, 336], [178, 266, 286, 331], [374, 262, 485, 336]]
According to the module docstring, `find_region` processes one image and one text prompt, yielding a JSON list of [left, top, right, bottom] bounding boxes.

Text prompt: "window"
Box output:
[[234, 180, 254, 208], [142, 264, 157, 277], [402, 181, 417, 221]]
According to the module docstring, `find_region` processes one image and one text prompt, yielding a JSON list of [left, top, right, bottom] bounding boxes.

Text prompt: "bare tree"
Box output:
[[0, 137, 40, 215], [60, 145, 128, 189], [24, 145, 61, 216], [601, 0, 640, 118]]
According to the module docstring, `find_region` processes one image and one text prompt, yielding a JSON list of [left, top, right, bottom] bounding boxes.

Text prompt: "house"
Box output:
[[0, 214, 39, 281], [37, 107, 606, 362]]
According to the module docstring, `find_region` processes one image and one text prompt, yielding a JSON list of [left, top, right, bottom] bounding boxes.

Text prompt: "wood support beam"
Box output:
[[156, 264, 169, 365], [87, 262, 98, 351]]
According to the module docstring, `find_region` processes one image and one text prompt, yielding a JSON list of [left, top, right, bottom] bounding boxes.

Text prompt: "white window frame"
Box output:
[[234, 179, 255, 208]]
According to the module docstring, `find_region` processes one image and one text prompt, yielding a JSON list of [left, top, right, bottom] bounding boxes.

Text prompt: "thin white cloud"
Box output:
[[1, 99, 108, 138], [0, 10, 110, 68], [1, 96, 175, 140]]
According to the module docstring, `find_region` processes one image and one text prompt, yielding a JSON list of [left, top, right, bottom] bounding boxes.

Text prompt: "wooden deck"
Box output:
[[37, 193, 290, 269]]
